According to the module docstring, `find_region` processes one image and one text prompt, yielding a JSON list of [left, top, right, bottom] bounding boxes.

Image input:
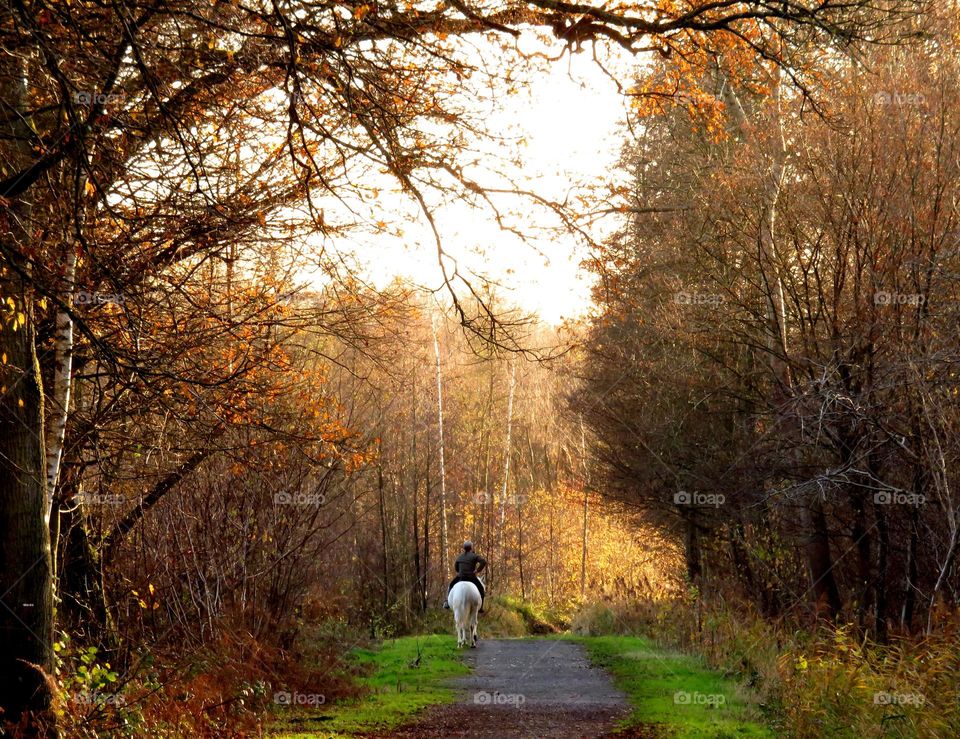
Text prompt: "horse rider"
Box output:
[[443, 540, 486, 613]]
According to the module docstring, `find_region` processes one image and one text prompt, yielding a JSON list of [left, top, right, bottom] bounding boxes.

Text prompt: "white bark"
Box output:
[[720, 64, 789, 371], [580, 417, 589, 599], [432, 313, 448, 563], [44, 242, 77, 525], [497, 362, 517, 564]]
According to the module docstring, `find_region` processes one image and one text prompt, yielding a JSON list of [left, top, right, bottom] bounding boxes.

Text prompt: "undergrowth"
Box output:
[[572, 596, 960, 737]]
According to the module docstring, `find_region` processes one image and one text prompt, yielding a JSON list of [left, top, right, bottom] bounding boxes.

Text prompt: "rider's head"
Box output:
[[463, 540, 473, 552]]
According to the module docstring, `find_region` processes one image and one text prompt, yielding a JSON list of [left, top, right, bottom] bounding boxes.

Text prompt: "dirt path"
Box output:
[[367, 638, 648, 738]]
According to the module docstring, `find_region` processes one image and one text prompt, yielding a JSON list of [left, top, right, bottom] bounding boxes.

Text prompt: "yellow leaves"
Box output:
[[84, 180, 96, 197], [353, 4, 372, 20], [134, 584, 160, 609], [2, 296, 26, 332]]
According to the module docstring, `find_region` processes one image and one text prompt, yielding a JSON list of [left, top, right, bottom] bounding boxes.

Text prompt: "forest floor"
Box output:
[[271, 634, 772, 738]]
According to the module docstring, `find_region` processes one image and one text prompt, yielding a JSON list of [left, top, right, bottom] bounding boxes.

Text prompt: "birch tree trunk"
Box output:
[[45, 241, 77, 591], [432, 313, 449, 567], [580, 418, 589, 600], [45, 245, 75, 509], [496, 362, 517, 586]]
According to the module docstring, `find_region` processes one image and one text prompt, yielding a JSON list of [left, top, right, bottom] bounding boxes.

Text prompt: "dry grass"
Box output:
[[571, 595, 960, 737]]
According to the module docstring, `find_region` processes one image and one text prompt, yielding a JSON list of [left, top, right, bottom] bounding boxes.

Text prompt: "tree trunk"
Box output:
[[377, 466, 389, 611], [901, 502, 920, 631], [56, 469, 116, 651], [517, 501, 525, 600], [0, 53, 58, 735], [850, 487, 873, 627], [424, 453, 431, 600], [413, 491, 425, 612], [43, 242, 76, 602], [805, 498, 843, 618], [580, 418, 589, 599], [874, 503, 889, 642], [431, 314, 448, 568], [729, 522, 756, 593], [683, 516, 702, 585], [496, 362, 517, 589]]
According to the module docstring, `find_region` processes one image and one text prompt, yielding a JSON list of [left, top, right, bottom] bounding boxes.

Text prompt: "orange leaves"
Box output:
[[629, 13, 782, 140]]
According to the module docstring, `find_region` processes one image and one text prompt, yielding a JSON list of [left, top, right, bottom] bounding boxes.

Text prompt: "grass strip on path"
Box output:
[[572, 635, 774, 738], [271, 634, 469, 738]]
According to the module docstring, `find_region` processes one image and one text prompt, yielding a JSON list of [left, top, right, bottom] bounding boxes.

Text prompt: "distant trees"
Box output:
[[577, 13, 960, 638], [311, 297, 678, 630]]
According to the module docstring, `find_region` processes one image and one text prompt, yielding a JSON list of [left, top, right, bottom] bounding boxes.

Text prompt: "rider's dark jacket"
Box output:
[[455, 551, 486, 577]]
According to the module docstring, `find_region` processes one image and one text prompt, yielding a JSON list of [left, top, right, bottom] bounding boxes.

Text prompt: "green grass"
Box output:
[[270, 634, 469, 738], [572, 635, 773, 738], [268, 617, 773, 738]]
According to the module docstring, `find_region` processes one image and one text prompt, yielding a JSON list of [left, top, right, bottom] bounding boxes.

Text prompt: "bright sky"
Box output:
[[317, 35, 635, 325]]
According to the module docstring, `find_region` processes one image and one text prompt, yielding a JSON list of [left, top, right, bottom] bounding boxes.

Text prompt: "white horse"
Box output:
[[449, 580, 482, 648]]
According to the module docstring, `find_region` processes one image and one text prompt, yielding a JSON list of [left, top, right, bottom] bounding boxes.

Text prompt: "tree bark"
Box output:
[[56, 467, 116, 650], [496, 361, 517, 588], [579, 419, 590, 600], [901, 495, 920, 631], [874, 503, 889, 642], [850, 487, 873, 627], [0, 53, 58, 735], [43, 241, 76, 599], [805, 498, 843, 618], [683, 516, 702, 585], [377, 465, 389, 610], [431, 314, 449, 569]]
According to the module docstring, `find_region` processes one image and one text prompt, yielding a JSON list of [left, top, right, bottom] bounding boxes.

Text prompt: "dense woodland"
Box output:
[[0, 0, 954, 736], [577, 18, 960, 639]]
